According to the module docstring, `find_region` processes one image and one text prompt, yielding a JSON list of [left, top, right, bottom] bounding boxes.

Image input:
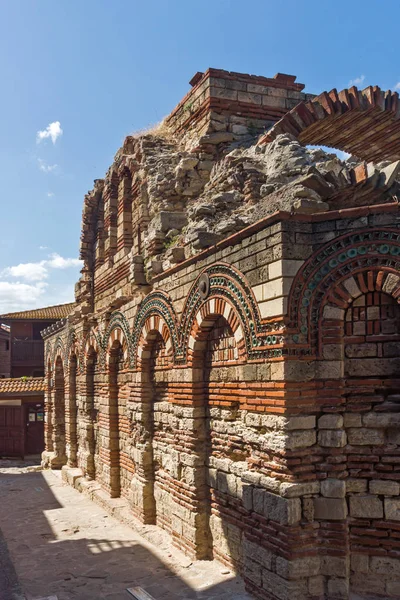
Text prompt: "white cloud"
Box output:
[[0, 253, 83, 313], [36, 121, 63, 144], [349, 75, 365, 87], [395, 82, 400, 91], [1, 254, 83, 283], [2, 261, 48, 281], [39, 246, 49, 250], [38, 159, 58, 173], [0, 281, 48, 313], [46, 253, 82, 269], [47, 192, 55, 198]]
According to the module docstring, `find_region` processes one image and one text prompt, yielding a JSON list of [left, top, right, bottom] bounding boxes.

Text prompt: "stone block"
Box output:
[[323, 305, 345, 320], [261, 568, 308, 600], [323, 343, 343, 360], [370, 556, 400, 575], [347, 428, 385, 445], [286, 429, 316, 449], [343, 276, 362, 298], [313, 498, 348, 520], [343, 413, 362, 428], [345, 343, 377, 358], [315, 360, 342, 379], [318, 414, 343, 429], [387, 582, 400, 596], [264, 491, 301, 525], [303, 498, 314, 522], [285, 415, 316, 430], [363, 412, 400, 428], [327, 578, 349, 599], [321, 479, 346, 498], [259, 296, 287, 318], [280, 481, 320, 498], [276, 555, 320, 579], [351, 553, 369, 574], [308, 575, 325, 596], [385, 498, 400, 521], [346, 479, 368, 493], [253, 487, 265, 515], [350, 495, 383, 518], [388, 429, 400, 444], [370, 480, 400, 496], [321, 556, 349, 577], [243, 538, 273, 570], [350, 574, 386, 596], [318, 429, 347, 447], [158, 211, 187, 232]]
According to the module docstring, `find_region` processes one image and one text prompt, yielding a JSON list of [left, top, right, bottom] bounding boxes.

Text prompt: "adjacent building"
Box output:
[[41, 69, 400, 600], [0, 303, 74, 457], [0, 324, 10, 378]]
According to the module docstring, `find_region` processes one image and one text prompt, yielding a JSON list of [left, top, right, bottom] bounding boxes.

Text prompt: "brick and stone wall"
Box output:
[[42, 67, 400, 600]]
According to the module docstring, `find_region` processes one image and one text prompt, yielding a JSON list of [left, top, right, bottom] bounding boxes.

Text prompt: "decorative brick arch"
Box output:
[[132, 291, 179, 368], [103, 312, 131, 368], [52, 336, 66, 370], [45, 341, 53, 371], [65, 329, 80, 372], [178, 263, 275, 364], [82, 329, 101, 372], [105, 327, 129, 369], [259, 85, 400, 163], [287, 227, 400, 355], [136, 314, 173, 369], [186, 296, 246, 366]]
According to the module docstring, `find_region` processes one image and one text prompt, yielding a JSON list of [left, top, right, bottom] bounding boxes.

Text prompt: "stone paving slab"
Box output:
[[0, 461, 252, 600]]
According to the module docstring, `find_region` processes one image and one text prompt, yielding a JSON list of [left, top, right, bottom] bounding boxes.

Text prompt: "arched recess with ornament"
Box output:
[[178, 264, 256, 566], [104, 321, 130, 499], [287, 227, 400, 366], [131, 296, 175, 525], [67, 343, 79, 468], [81, 331, 101, 480]]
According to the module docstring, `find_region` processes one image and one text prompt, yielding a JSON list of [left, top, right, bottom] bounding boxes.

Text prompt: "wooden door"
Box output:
[[25, 403, 44, 455], [0, 406, 24, 457]]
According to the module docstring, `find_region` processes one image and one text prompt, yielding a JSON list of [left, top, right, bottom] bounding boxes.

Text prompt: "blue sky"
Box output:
[[0, 0, 399, 313]]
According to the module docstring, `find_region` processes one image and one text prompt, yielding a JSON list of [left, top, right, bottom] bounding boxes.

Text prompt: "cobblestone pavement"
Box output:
[[0, 459, 252, 600]]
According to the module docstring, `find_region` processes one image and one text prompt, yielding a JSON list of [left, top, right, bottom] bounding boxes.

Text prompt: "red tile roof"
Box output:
[[0, 302, 75, 321], [0, 377, 45, 395]]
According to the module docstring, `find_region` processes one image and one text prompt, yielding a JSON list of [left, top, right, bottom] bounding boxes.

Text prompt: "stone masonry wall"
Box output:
[[42, 66, 400, 600], [44, 202, 400, 599]]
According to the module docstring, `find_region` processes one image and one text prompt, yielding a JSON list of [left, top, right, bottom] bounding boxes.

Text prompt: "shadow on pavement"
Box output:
[[0, 465, 250, 600]]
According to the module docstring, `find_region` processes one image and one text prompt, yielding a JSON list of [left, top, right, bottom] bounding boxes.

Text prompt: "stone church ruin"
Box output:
[[42, 68, 400, 599]]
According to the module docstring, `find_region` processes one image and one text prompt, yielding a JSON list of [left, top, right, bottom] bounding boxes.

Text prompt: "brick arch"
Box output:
[[320, 270, 400, 355], [52, 336, 66, 370], [136, 315, 173, 370], [259, 85, 400, 163], [45, 341, 53, 371], [67, 343, 80, 372], [65, 329, 80, 372], [187, 297, 245, 366], [179, 264, 266, 364], [287, 227, 400, 354], [105, 326, 129, 369], [103, 312, 131, 367], [132, 291, 179, 368], [82, 329, 101, 371]]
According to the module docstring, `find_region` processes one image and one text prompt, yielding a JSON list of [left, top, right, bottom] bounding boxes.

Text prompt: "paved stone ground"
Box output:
[[0, 459, 252, 600]]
